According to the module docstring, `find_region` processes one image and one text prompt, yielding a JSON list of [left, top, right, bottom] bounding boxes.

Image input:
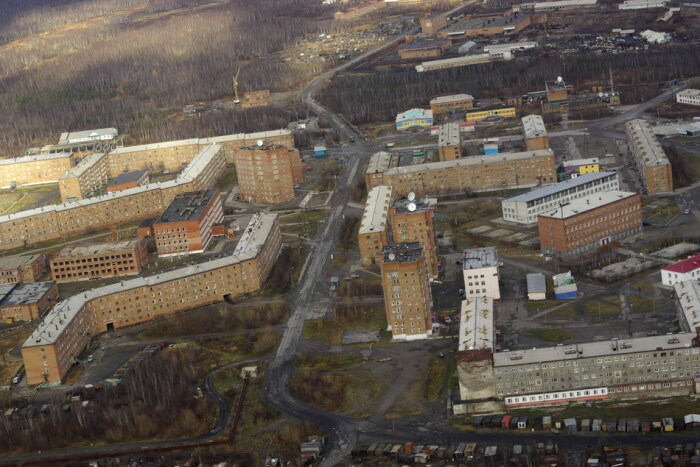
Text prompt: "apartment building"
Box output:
[[456, 297, 496, 401], [429, 94, 475, 115], [154, 189, 224, 257], [0, 255, 47, 284], [0, 145, 226, 252], [625, 119, 673, 194], [58, 152, 110, 202], [538, 190, 642, 256], [21, 213, 281, 384], [0, 282, 59, 322], [50, 239, 148, 282], [359, 186, 394, 267], [501, 172, 619, 225], [522, 115, 549, 150], [380, 242, 433, 341], [106, 169, 150, 193], [390, 196, 438, 278], [381, 149, 557, 197], [438, 123, 462, 161], [0, 153, 75, 188], [676, 89, 700, 106], [462, 247, 501, 300], [365, 151, 399, 190], [233, 144, 303, 204], [661, 253, 700, 287]]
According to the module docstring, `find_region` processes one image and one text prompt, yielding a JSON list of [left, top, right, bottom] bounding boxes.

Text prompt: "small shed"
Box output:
[[517, 416, 528, 429], [581, 419, 591, 432], [313, 146, 327, 157], [663, 418, 675, 432], [592, 419, 602, 432], [542, 416, 552, 430], [527, 273, 547, 301], [241, 366, 257, 378], [564, 418, 577, 432]]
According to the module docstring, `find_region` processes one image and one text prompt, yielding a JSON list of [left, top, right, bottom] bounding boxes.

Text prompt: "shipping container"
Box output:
[[543, 416, 552, 430], [581, 419, 591, 432]]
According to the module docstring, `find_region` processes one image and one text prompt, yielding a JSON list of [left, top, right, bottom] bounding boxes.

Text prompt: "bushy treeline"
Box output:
[[0, 347, 213, 453], [319, 46, 700, 124]]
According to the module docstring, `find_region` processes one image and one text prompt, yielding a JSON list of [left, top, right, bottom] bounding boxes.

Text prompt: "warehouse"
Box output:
[[437, 14, 544, 39], [465, 105, 516, 122], [397, 40, 452, 59]]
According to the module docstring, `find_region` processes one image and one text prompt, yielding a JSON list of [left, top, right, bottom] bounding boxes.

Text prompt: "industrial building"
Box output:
[[396, 108, 434, 130], [538, 190, 642, 256], [618, 0, 669, 9], [0, 254, 47, 284], [21, 213, 281, 385], [0, 129, 294, 252], [416, 53, 501, 72], [522, 115, 549, 151], [380, 242, 433, 341], [562, 158, 600, 177], [0, 152, 75, 188], [501, 171, 619, 225], [419, 12, 447, 34], [0, 282, 59, 322], [456, 279, 700, 410], [438, 123, 462, 161], [379, 149, 557, 197], [429, 94, 475, 115], [625, 119, 673, 194], [465, 105, 516, 122], [233, 143, 303, 204], [539, 77, 620, 113], [58, 152, 110, 202], [527, 273, 547, 300], [359, 185, 394, 267], [661, 254, 700, 287], [49, 239, 149, 282], [462, 247, 501, 300], [365, 151, 399, 190], [437, 14, 545, 39], [106, 169, 150, 193], [153, 189, 224, 257], [676, 89, 700, 106], [59, 128, 118, 145], [390, 195, 438, 278], [397, 40, 452, 59]]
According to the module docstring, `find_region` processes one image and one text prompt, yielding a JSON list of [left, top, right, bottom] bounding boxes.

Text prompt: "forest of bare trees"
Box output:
[[320, 46, 700, 125], [0, 0, 348, 153], [0, 347, 214, 453]]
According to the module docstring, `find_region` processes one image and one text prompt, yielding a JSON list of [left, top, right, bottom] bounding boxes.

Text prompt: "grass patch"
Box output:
[[384, 400, 425, 419], [215, 166, 238, 191], [628, 294, 658, 314], [525, 328, 575, 342], [282, 210, 327, 224], [290, 367, 383, 413], [524, 300, 560, 313], [263, 246, 310, 296], [331, 254, 348, 266], [303, 303, 386, 345], [425, 357, 447, 401], [585, 295, 621, 318], [195, 330, 280, 361], [543, 303, 578, 319], [295, 353, 365, 371], [0, 326, 33, 384]]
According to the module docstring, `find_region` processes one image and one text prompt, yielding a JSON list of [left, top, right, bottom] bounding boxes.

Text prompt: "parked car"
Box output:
[[87, 355, 94, 363]]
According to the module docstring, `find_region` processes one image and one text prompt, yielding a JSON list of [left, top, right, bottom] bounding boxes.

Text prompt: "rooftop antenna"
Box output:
[[407, 202, 417, 212], [557, 76, 563, 83]]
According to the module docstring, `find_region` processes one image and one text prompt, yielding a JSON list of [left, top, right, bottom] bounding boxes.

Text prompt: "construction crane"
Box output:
[[232, 69, 241, 104]]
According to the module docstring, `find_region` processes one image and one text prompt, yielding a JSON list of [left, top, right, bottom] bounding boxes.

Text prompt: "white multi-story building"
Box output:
[[676, 89, 700, 106], [661, 253, 700, 286], [462, 247, 501, 300], [501, 172, 619, 224]]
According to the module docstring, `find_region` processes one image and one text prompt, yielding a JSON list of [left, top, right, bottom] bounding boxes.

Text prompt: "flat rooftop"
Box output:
[[156, 189, 219, 224], [359, 185, 393, 234], [526, 273, 546, 293], [438, 123, 461, 147], [459, 297, 494, 351], [674, 280, 700, 331], [393, 196, 432, 214], [109, 169, 149, 186], [563, 157, 600, 167], [366, 151, 397, 175], [442, 14, 532, 34], [463, 247, 499, 270], [503, 172, 617, 203], [522, 115, 547, 139], [0, 282, 55, 306], [678, 89, 700, 98], [0, 254, 43, 270], [626, 119, 670, 167], [25, 214, 277, 347], [383, 242, 423, 263], [0, 152, 72, 166], [384, 149, 554, 177], [539, 190, 637, 219], [430, 94, 474, 104], [54, 239, 144, 258]]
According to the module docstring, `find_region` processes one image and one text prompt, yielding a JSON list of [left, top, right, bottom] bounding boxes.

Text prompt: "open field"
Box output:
[[303, 303, 388, 345], [0, 184, 60, 215]]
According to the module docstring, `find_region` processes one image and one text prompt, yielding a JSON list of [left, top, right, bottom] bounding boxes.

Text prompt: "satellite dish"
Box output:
[[407, 202, 417, 212], [407, 192, 416, 201], [604, 93, 609, 97], [388, 253, 396, 261], [598, 92, 604, 98], [557, 76, 563, 83], [256, 139, 264, 146]]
